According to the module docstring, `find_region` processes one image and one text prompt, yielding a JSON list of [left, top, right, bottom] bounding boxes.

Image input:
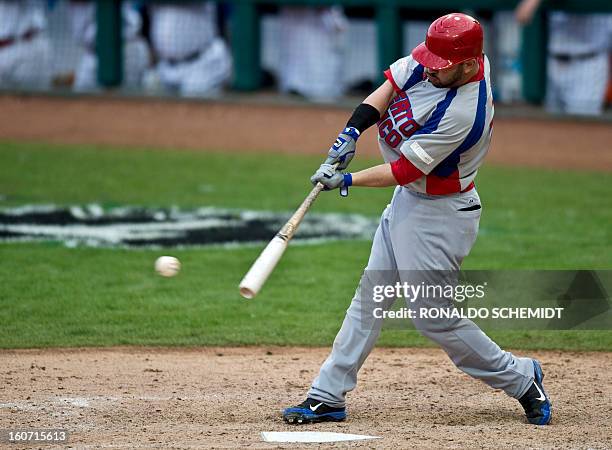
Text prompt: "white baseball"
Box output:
[[155, 256, 181, 277]]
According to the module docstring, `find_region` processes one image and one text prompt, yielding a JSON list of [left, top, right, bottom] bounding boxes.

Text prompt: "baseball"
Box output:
[[154, 256, 181, 277]]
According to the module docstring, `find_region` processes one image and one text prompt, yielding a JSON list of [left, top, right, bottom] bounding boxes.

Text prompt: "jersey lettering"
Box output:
[[377, 92, 421, 148]]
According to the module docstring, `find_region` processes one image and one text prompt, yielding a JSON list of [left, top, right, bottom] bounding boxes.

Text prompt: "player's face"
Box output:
[[424, 64, 465, 88]]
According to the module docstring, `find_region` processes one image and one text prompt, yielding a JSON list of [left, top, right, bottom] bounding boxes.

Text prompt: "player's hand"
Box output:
[[324, 127, 360, 170], [310, 163, 351, 196]]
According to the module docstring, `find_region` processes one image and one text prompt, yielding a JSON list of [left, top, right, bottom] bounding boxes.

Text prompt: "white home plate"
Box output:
[[261, 431, 381, 443]]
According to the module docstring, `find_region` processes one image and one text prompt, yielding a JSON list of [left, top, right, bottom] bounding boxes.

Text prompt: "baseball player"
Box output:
[[516, 0, 612, 115], [277, 6, 348, 101], [282, 13, 552, 426], [69, 1, 149, 91], [145, 2, 232, 98], [0, 0, 51, 89]]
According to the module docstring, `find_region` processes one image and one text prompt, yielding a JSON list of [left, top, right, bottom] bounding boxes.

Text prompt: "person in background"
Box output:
[[516, 0, 612, 115], [143, 2, 232, 98], [277, 6, 347, 102], [607, 54, 612, 108], [0, 0, 52, 89], [69, 0, 149, 91]]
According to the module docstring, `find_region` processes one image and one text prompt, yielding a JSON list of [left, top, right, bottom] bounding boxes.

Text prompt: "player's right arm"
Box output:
[[321, 54, 422, 171], [362, 79, 396, 115], [312, 55, 423, 191], [320, 80, 395, 173], [515, 0, 542, 25], [311, 81, 423, 191]]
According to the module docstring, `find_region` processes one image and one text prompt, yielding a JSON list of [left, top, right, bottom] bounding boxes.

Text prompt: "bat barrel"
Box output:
[[238, 178, 329, 299], [238, 236, 289, 299], [239, 286, 256, 299]]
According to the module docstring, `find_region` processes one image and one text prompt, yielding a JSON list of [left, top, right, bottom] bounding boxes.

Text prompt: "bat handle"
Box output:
[[278, 180, 326, 241]]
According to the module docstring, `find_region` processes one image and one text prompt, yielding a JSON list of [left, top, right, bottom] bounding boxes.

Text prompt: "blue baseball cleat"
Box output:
[[518, 360, 552, 425], [282, 398, 346, 424]]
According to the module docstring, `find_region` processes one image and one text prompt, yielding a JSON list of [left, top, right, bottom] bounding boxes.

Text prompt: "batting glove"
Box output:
[[310, 163, 353, 197], [324, 127, 360, 170]]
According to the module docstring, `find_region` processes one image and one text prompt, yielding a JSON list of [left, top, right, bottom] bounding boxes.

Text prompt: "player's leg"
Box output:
[[390, 187, 551, 424], [0, 45, 18, 86], [155, 61, 182, 94], [563, 53, 608, 116], [12, 35, 52, 89], [123, 38, 149, 90], [73, 51, 98, 92], [545, 56, 565, 114], [180, 39, 232, 98], [283, 192, 400, 423]]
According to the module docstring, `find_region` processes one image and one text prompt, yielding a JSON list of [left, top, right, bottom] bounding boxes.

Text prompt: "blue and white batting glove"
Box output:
[[310, 163, 353, 197], [324, 127, 360, 170]]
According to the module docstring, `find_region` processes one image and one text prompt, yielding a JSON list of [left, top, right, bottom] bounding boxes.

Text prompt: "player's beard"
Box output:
[[427, 65, 464, 88]]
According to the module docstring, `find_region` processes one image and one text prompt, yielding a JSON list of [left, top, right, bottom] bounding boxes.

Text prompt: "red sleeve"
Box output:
[[384, 69, 402, 94], [391, 154, 423, 185]]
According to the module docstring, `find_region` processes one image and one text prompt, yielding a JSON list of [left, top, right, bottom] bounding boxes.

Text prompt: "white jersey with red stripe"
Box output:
[[378, 54, 494, 195]]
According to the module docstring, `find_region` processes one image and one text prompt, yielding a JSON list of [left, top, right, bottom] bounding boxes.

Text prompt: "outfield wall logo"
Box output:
[[0, 204, 378, 248], [358, 270, 611, 331]]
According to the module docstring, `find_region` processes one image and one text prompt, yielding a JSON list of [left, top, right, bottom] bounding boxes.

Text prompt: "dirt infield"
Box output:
[[1, 346, 610, 449], [0, 95, 611, 171]]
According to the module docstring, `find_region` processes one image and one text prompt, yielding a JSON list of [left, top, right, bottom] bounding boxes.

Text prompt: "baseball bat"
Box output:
[[239, 169, 335, 299]]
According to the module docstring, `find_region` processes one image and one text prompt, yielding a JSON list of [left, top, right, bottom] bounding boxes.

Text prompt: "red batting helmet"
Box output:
[[412, 13, 483, 70]]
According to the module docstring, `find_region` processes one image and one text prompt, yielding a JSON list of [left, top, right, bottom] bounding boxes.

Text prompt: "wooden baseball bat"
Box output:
[[239, 168, 335, 299]]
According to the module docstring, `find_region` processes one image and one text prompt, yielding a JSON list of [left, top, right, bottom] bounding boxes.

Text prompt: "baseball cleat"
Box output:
[[282, 398, 346, 424], [518, 360, 552, 425]]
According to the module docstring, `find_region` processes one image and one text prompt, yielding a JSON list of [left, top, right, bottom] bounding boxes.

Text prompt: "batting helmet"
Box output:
[[412, 13, 483, 70]]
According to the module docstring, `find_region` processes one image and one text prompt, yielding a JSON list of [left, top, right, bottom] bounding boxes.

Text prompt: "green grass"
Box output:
[[0, 141, 610, 350]]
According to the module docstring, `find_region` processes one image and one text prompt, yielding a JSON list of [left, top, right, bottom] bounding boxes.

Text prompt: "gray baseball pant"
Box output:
[[308, 186, 535, 407]]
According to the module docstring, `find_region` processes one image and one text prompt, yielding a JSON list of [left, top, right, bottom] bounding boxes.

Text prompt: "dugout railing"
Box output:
[[38, 0, 612, 104]]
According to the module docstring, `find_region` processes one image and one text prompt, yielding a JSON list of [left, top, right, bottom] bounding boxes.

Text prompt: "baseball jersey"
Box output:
[[548, 12, 612, 55], [69, 2, 143, 49], [150, 2, 218, 61], [0, 0, 46, 40], [379, 54, 494, 195]]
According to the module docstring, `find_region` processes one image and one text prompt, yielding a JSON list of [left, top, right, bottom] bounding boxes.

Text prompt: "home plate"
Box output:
[[261, 431, 381, 443]]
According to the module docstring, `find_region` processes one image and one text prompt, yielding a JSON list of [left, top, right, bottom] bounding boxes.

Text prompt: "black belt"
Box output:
[[166, 49, 203, 66], [0, 28, 40, 49], [551, 52, 598, 63]]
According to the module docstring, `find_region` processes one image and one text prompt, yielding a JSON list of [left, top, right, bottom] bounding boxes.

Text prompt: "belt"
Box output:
[[166, 49, 203, 66], [403, 181, 475, 198], [551, 52, 598, 63], [461, 181, 475, 193], [0, 28, 40, 49]]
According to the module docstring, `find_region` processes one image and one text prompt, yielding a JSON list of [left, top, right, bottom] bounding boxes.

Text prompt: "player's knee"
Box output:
[[411, 315, 456, 340]]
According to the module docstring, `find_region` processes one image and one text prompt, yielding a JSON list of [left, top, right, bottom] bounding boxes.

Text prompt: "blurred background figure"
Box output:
[[69, 0, 149, 91], [0, 0, 52, 89], [608, 54, 612, 107], [143, 2, 232, 98], [516, 0, 612, 116], [491, 11, 523, 103], [277, 6, 347, 102]]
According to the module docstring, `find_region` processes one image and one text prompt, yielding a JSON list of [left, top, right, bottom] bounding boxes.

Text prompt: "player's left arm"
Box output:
[[352, 156, 422, 187], [362, 79, 397, 114]]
